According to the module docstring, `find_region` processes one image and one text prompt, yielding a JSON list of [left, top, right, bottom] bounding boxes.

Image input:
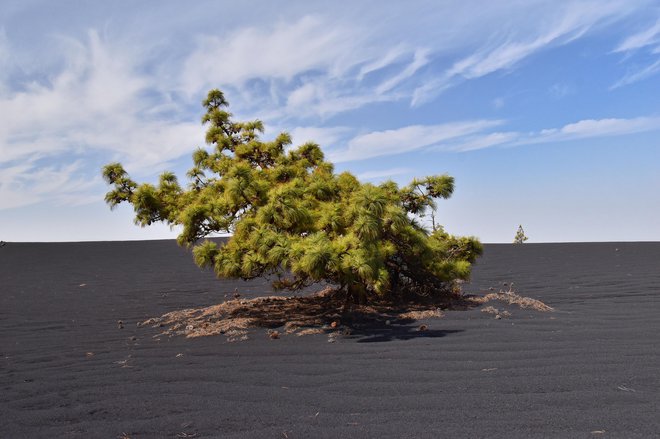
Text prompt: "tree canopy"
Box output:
[[103, 89, 482, 303]]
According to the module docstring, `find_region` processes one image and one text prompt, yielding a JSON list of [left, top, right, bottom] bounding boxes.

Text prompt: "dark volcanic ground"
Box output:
[[1, 241, 659, 438]]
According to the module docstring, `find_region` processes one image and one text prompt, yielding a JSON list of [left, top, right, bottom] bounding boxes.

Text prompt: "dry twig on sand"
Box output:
[[468, 286, 553, 312], [398, 309, 444, 320], [480, 306, 512, 319]]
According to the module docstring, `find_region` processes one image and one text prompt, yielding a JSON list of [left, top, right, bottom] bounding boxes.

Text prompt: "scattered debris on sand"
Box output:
[[140, 287, 451, 340], [139, 285, 551, 341]]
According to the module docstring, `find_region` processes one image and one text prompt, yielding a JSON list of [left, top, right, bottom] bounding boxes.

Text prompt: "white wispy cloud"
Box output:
[[611, 59, 660, 88], [281, 78, 397, 120], [288, 114, 660, 162], [330, 120, 503, 162], [611, 16, 660, 87], [445, 132, 520, 152], [337, 115, 660, 161], [0, 160, 97, 210], [357, 44, 409, 80], [412, 0, 638, 106], [177, 14, 433, 121], [529, 115, 660, 142], [0, 31, 205, 172], [457, 115, 660, 151], [614, 18, 660, 52], [375, 49, 431, 95], [180, 16, 363, 96], [0, 161, 37, 209], [0, 30, 210, 211]]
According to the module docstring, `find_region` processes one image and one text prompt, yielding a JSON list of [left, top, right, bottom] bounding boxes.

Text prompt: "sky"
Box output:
[[1, 0, 659, 243]]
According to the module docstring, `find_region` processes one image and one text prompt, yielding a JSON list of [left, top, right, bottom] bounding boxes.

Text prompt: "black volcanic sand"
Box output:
[[1, 241, 659, 438]]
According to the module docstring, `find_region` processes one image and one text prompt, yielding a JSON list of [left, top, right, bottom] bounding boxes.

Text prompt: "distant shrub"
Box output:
[[513, 225, 528, 244]]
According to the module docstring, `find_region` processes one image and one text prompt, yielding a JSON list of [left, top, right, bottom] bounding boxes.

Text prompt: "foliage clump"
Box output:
[[103, 89, 482, 304]]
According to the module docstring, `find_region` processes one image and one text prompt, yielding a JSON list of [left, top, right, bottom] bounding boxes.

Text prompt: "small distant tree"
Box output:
[[513, 225, 528, 244], [103, 89, 482, 305]]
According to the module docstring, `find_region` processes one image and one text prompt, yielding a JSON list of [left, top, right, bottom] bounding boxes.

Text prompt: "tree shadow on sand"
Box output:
[[347, 322, 464, 343]]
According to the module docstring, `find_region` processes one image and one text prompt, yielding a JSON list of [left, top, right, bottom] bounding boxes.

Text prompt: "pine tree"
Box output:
[[513, 225, 528, 244], [103, 89, 482, 304]]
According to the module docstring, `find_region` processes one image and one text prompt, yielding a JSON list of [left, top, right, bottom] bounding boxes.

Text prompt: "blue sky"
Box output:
[[1, 0, 659, 243]]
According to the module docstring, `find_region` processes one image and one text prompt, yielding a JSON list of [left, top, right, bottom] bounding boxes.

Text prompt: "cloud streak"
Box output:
[[611, 59, 660, 89], [180, 16, 363, 95], [330, 120, 504, 162], [413, 0, 638, 105], [459, 116, 660, 151], [334, 115, 660, 162], [614, 18, 660, 52], [611, 14, 660, 88], [530, 115, 660, 142], [0, 159, 97, 210]]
